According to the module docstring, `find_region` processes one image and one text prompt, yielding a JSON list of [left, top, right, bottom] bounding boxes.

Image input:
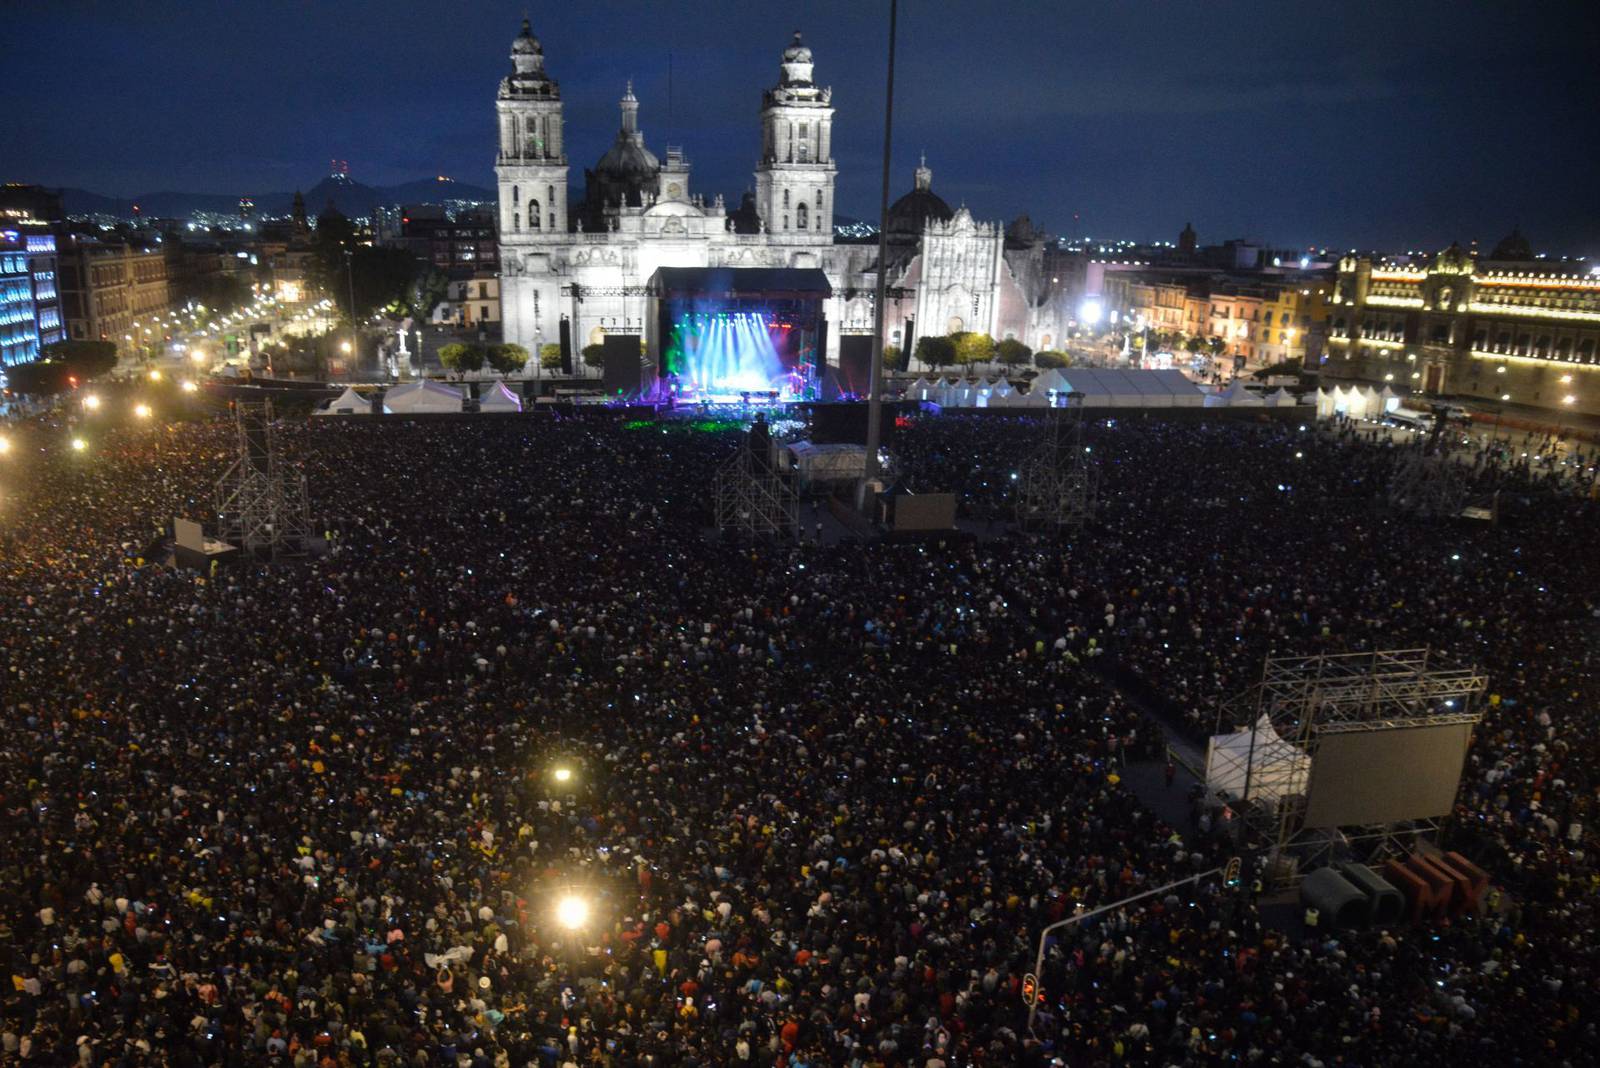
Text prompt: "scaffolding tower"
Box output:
[[1386, 449, 1470, 519], [713, 444, 799, 540], [1211, 649, 1487, 885], [213, 399, 314, 559], [1015, 392, 1098, 531]]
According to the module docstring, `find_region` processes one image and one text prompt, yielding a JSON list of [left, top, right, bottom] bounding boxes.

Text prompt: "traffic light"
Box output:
[[1224, 857, 1242, 887]]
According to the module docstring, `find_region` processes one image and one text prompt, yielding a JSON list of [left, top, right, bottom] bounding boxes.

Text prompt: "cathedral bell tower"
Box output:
[[754, 32, 835, 242], [495, 18, 568, 237]]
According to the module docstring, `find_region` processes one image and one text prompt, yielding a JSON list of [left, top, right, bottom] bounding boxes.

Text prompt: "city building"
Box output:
[[397, 206, 498, 275], [1326, 233, 1600, 415], [433, 272, 501, 330], [57, 236, 176, 360], [492, 19, 1063, 366]]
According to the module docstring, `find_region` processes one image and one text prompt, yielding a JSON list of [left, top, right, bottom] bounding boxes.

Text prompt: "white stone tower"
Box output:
[[495, 18, 567, 237], [754, 32, 835, 241]]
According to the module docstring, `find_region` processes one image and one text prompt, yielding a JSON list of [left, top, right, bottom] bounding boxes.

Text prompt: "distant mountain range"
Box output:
[[58, 175, 496, 220]]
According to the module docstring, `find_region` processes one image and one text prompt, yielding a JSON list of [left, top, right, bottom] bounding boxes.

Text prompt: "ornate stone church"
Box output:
[[493, 19, 1069, 365]]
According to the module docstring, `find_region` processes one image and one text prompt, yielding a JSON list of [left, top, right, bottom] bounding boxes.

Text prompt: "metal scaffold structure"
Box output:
[[1386, 449, 1471, 519], [1211, 649, 1487, 886], [713, 445, 799, 540], [213, 399, 314, 560], [1015, 391, 1098, 531]]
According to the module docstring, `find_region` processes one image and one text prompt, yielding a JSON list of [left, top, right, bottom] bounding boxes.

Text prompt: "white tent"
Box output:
[[972, 376, 994, 407], [1378, 385, 1401, 413], [1031, 368, 1070, 396], [1150, 369, 1207, 408], [991, 378, 1016, 399], [907, 376, 936, 401], [315, 387, 372, 416], [1012, 387, 1051, 407], [1205, 714, 1312, 802], [384, 380, 462, 414], [1216, 380, 1266, 407], [1315, 386, 1336, 419], [1264, 387, 1297, 407], [477, 381, 523, 412]]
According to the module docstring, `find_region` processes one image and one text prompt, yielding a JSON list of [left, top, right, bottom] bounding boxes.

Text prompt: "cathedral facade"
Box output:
[[493, 19, 1063, 368]]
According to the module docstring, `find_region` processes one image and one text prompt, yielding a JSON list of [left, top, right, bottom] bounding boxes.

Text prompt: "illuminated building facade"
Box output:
[[1326, 235, 1600, 414], [492, 19, 1053, 369], [58, 237, 176, 359]]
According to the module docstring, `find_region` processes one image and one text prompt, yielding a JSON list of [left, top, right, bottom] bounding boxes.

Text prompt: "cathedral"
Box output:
[[493, 18, 1068, 367]]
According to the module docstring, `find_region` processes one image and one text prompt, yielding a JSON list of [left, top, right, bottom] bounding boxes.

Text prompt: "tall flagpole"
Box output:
[[862, 0, 898, 502]]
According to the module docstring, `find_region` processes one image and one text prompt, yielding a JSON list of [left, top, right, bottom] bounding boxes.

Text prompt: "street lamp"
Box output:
[[133, 403, 152, 419], [552, 766, 574, 785], [82, 394, 101, 411], [70, 437, 87, 452]]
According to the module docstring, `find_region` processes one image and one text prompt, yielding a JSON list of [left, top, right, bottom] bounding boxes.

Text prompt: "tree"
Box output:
[[3, 360, 71, 395], [914, 335, 957, 371], [539, 343, 563, 370], [408, 269, 449, 323], [883, 344, 906, 372], [953, 331, 995, 368], [1185, 336, 1205, 354], [1208, 336, 1226, 356], [581, 342, 605, 369], [438, 342, 485, 375], [1033, 350, 1069, 369], [995, 338, 1032, 368], [42, 340, 119, 380], [486, 343, 529, 376]]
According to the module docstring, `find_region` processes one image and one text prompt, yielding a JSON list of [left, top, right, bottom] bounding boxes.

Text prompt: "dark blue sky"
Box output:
[[6, 1, 1596, 255]]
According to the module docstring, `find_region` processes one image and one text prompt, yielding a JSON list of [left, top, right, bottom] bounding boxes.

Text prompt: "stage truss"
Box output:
[[213, 400, 314, 560], [1212, 648, 1487, 886], [713, 445, 799, 540], [1015, 392, 1098, 531], [1386, 449, 1471, 519]]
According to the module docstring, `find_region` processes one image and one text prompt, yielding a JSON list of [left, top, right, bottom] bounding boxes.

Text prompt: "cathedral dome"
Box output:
[[886, 154, 952, 237], [1491, 225, 1532, 261], [595, 136, 660, 182]]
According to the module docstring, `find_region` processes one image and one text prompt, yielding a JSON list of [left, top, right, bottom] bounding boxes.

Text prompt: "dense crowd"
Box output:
[[2, 402, 1597, 1067]]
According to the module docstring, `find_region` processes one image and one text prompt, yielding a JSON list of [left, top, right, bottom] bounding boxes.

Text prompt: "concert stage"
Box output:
[[646, 267, 832, 403]]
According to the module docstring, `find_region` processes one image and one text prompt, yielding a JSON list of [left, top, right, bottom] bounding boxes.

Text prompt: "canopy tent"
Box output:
[[1010, 387, 1051, 407], [1315, 387, 1336, 419], [990, 378, 1016, 399], [906, 376, 936, 401], [1030, 368, 1070, 396], [1357, 385, 1384, 418], [972, 376, 995, 408], [1264, 387, 1297, 407], [1378, 385, 1402, 413], [477, 381, 523, 412], [1213, 380, 1266, 407], [384, 380, 463, 414], [315, 387, 372, 416], [1205, 713, 1311, 803], [1055, 368, 1206, 409]]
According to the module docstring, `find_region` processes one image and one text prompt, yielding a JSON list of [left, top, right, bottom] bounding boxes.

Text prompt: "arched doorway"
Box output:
[[588, 326, 607, 346], [946, 315, 965, 334]]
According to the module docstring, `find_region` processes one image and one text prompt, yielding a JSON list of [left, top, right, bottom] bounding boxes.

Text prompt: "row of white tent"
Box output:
[[1313, 384, 1403, 421], [903, 368, 1214, 409], [315, 381, 524, 416], [1202, 381, 1298, 408]]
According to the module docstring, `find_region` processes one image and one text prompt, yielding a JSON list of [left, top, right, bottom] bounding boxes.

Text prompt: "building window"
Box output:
[[513, 212, 520, 232], [783, 190, 789, 208], [796, 203, 808, 230], [479, 283, 488, 298], [481, 305, 489, 320], [529, 200, 541, 228], [513, 185, 519, 204], [783, 215, 789, 230]]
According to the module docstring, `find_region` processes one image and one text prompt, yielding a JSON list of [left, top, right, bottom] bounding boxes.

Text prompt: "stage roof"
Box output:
[[648, 267, 833, 300]]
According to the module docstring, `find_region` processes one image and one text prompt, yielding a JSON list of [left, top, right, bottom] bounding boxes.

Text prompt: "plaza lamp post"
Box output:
[[1026, 860, 1237, 1037]]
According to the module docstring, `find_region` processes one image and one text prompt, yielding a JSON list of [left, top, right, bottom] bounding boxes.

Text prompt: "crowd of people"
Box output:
[[2, 400, 1597, 1067]]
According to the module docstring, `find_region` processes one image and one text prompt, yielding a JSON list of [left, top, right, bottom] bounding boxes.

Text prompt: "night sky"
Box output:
[[7, 1, 1597, 255]]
